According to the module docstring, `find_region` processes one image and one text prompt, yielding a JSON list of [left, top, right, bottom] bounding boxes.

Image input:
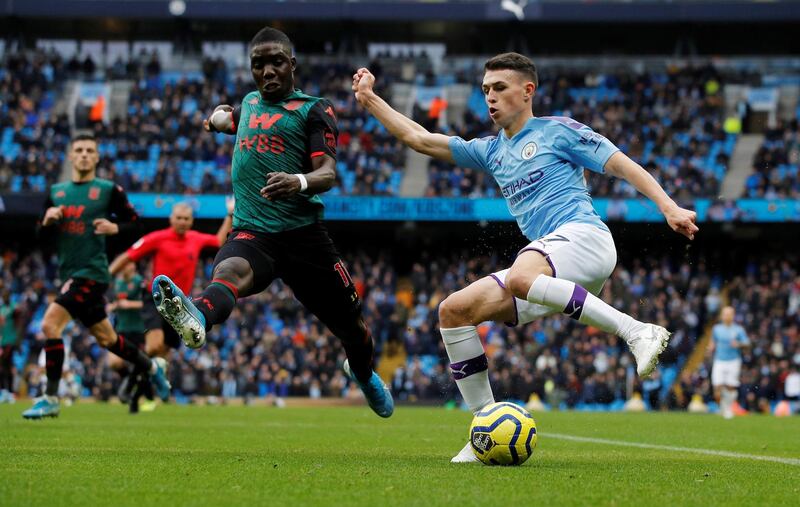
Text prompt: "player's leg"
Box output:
[[22, 301, 70, 419], [280, 226, 391, 417], [438, 276, 530, 463], [89, 319, 170, 401], [0, 345, 15, 402], [504, 224, 669, 377]]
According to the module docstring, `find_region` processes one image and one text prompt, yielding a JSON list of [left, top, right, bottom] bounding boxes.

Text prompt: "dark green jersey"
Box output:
[[1, 303, 17, 346], [45, 179, 138, 284], [113, 274, 145, 334], [231, 89, 339, 233]]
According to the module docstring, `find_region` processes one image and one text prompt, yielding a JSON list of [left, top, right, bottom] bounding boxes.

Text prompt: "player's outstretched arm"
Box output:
[[353, 68, 454, 163], [604, 151, 699, 240]]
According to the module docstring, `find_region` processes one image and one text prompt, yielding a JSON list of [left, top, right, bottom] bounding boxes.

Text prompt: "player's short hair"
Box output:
[[70, 133, 97, 146], [250, 26, 293, 54], [484, 53, 539, 88]]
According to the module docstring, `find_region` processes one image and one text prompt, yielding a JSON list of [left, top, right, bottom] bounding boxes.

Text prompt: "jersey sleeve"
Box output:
[[737, 326, 750, 345], [553, 120, 619, 174], [305, 99, 339, 162], [126, 231, 160, 262], [448, 136, 492, 171]]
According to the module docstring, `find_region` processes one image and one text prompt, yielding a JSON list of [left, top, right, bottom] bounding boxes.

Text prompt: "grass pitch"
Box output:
[[1, 403, 798, 507]]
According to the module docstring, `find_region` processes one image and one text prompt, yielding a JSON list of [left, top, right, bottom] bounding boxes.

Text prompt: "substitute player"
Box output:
[[708, 306, 750, 419], [109, 199, 233, 358], [150, 27, 393, 418], [22, 134, 170, 420], [352, 54, 698, 460]]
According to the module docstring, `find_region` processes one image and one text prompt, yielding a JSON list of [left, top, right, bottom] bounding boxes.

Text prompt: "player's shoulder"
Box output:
[[93, 178, 116, 190], [534, 116, 591, 133], [242, 90, 261, 105]]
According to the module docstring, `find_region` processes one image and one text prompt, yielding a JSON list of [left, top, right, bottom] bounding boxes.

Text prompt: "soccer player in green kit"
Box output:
[[152, 27, 393, 418], [22, 134, 170, 419]]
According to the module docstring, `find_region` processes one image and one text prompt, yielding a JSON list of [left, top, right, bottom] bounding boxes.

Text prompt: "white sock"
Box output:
[[441, 326, 495, 413], [149, 359, 158, 375], [527, 274, 643, 340]]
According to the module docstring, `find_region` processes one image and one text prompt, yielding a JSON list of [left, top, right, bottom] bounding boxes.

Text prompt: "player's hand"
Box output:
[[204, 104, 234, 132], [43, 206, 63, 226], [352, 68, 376, 105], [664, 204, 699, 240], [225, 195, 235, 215], [261, 172, 301, 201], [93, 218, 119, 235]]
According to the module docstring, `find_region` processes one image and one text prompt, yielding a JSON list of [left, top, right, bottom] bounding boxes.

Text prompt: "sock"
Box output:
[[528, 275, 642, 340], [193, 280, 237, 331], [341, 329, 375, 385], [44, 338, 65, 397], [106, 334, 153, 373], [441, 326, 495, 413]]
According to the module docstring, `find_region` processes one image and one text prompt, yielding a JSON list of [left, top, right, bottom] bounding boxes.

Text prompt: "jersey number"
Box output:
[[334, 261, 353, 288]]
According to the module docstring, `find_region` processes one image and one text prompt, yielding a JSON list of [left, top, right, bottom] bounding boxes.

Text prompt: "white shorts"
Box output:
[[491, 222, 617, 326], [712, 359, 742, 387]]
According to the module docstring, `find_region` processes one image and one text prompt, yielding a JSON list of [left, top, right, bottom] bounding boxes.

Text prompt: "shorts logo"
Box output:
[[521, 142, 537, 160], [234, 232, 255, 241]]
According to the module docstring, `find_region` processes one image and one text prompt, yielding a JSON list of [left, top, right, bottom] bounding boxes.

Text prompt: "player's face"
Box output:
[[721, 307, 735, 324], [68, 140, 99, 175], [250, 43, 296, 101], [122, 262, 136, 278], [170, 207, 194, 234], [482, 69, 535, 129]]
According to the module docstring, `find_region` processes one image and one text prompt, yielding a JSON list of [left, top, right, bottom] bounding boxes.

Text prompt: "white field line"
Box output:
[[546, 432, 800, 467]]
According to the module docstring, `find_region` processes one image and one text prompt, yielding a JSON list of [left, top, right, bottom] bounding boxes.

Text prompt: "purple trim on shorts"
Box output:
[[564, 284, 588, 320], [489, 273, 506, 289], [489, 273, 518, 327], [450, 354, 489, 380], [517, 247, 557, 278]]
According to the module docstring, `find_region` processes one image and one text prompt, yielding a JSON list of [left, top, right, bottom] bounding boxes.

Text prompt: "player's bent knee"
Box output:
[[506, 269, 550, 301], [438, 293, 476, 328], [41, 319, 61, 339], [213, 258, 252, 287]]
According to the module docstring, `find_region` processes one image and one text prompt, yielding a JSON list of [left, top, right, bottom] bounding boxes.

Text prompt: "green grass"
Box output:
[[1, 403, 799, 507]]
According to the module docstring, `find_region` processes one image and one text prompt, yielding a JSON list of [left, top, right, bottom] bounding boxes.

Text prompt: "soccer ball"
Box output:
[[469, 402, 537, 465]]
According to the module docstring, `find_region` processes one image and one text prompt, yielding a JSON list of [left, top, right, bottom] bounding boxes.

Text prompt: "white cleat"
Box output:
[[451, 441, 481, 464], [627, 324, 671, 378]]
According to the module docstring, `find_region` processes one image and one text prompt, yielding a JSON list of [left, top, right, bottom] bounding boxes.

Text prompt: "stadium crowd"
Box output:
[[744, 119, 800, 198]]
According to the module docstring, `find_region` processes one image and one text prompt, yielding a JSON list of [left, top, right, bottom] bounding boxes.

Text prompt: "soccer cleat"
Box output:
[[343, 359, 394, 418], [626, 324, 671, 378], [22, 396, 60, 420], [152, 275, 206, 349], [451, 441, 481, 464], [149, 357, 171, 402]]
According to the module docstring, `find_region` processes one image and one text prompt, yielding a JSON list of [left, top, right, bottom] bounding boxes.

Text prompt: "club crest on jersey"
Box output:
[[521, 142, 538, 160], [88, 187, 100, 200]]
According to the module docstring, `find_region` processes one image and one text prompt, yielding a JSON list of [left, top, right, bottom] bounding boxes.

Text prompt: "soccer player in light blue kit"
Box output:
[[353, 53, 699, 462], [708, 306, 750, 419]]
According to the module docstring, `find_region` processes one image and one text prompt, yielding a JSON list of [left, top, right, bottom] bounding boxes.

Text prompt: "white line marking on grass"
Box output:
[[546, 433, 800, 466]]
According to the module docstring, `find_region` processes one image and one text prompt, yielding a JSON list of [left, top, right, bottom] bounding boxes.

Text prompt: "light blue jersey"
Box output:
[[712, 323, 749, 361], [449, 116, 618, 241]]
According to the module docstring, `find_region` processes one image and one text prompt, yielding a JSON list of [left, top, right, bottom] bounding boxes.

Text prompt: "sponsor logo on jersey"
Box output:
[[521, 142, 538, 160], [248, 113, 283, 130], [62, 205, 86, 219], [501, 170, 544, 198]]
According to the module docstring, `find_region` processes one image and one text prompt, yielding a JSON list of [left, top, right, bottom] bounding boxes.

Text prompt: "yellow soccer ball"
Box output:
[[469, 402, 538, 465]]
